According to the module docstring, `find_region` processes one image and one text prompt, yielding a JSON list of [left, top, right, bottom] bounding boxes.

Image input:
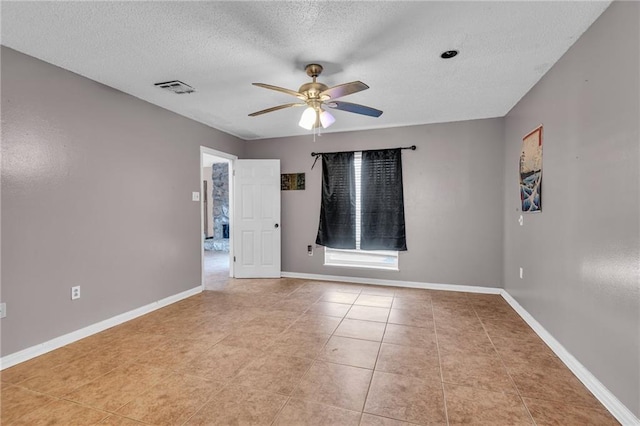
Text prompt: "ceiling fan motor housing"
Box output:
[[299, 82, 329, 100], [301, 64, 329, 100]]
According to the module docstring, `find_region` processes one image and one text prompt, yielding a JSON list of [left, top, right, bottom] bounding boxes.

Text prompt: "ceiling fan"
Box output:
[[249, 64, 383, 130]]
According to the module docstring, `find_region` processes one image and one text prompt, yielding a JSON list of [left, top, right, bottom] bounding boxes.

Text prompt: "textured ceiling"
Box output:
[[1, 1, 610, 140]]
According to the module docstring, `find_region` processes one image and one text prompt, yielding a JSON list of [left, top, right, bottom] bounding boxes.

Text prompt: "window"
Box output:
[[325, 152, 399, 270], [325, 247, 399, 270]]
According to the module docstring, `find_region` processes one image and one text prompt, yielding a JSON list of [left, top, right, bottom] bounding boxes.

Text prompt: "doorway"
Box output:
[[200, 147, 236, 290]]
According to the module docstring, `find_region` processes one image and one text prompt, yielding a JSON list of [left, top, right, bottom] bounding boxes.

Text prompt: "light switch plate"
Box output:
[[192, 192, 200, 201], [0, 303, 6, 319]]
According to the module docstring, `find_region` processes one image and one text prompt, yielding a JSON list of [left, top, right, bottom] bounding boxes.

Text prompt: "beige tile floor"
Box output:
[[1, 277, 619, 425], [202, 250, 230, 291]]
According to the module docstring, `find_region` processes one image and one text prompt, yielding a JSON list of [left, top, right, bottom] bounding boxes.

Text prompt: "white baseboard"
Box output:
[[0, 286, 202, 370], [281, 271, 502, 294], [500, 290, 639, 426]]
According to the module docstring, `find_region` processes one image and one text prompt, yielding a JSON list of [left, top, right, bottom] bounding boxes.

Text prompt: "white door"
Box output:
[[233, 159, 281, 278]]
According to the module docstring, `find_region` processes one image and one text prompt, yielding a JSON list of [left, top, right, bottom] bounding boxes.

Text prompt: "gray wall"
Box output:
[[3, 3, 637, 417], [502, 1, 639, 416], [247, 119, 505, 288], [1, 47, 246, 356]]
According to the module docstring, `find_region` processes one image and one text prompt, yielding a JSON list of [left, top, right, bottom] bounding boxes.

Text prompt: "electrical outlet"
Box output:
[[519, 267, 523, 279], [71, 286, 81, 300], [518, 215, 524, 226], [0, 303, 6, 319], [307, 245, 313, 256]]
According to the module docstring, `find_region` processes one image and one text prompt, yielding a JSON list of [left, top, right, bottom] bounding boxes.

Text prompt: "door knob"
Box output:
[[274, 223, 279, 228]]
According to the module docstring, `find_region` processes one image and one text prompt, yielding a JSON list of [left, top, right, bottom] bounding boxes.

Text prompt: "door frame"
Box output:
[[200, 146, 237, 289]]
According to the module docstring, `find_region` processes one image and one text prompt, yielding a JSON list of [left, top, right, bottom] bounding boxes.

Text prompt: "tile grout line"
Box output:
[[182, 289, 302, 425], [70, 363, 212, 424], [176, 370, 242, 425], [11, 330, 217, 425], [278, 289, 358, 418], [359, 294, 392, 421], [469, 298, 538, 426], [290, 290, 346, 414], [431, 294, 451, 426], [283, 289, 393, 421], [268, 395, 292, 426]]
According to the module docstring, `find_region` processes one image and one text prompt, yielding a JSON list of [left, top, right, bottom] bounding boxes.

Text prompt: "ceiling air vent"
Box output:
[[154, 80, 195, 94]]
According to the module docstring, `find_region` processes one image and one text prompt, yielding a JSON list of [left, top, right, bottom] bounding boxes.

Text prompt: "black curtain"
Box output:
[[361, 148, 407, 251], [315, 152, 356, 249]]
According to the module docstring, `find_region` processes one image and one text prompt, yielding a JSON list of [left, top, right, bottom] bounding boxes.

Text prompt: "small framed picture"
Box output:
[[281, 173, 305, 190]]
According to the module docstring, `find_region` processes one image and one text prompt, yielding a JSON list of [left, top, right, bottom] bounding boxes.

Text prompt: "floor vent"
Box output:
[[154, 80, 195, 94]]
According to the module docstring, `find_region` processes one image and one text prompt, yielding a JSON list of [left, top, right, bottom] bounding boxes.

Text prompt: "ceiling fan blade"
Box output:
[[326, 101, 383, 117], [248, 103, 305, 117], [252, 83, 306, 100], [320, 81, 369, 100]]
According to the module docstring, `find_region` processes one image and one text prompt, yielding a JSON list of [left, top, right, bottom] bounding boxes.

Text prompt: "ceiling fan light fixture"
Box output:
[[299, 107, 317, 130], [319, 109, 335, 128]]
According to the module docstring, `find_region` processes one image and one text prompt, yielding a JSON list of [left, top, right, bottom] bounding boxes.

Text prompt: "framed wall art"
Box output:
[[520, 125, 543, 212], [281, 173, 305, 190]]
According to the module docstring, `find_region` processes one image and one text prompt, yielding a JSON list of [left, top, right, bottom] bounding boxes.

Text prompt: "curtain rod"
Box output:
[[310, 145, 416, 157]]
